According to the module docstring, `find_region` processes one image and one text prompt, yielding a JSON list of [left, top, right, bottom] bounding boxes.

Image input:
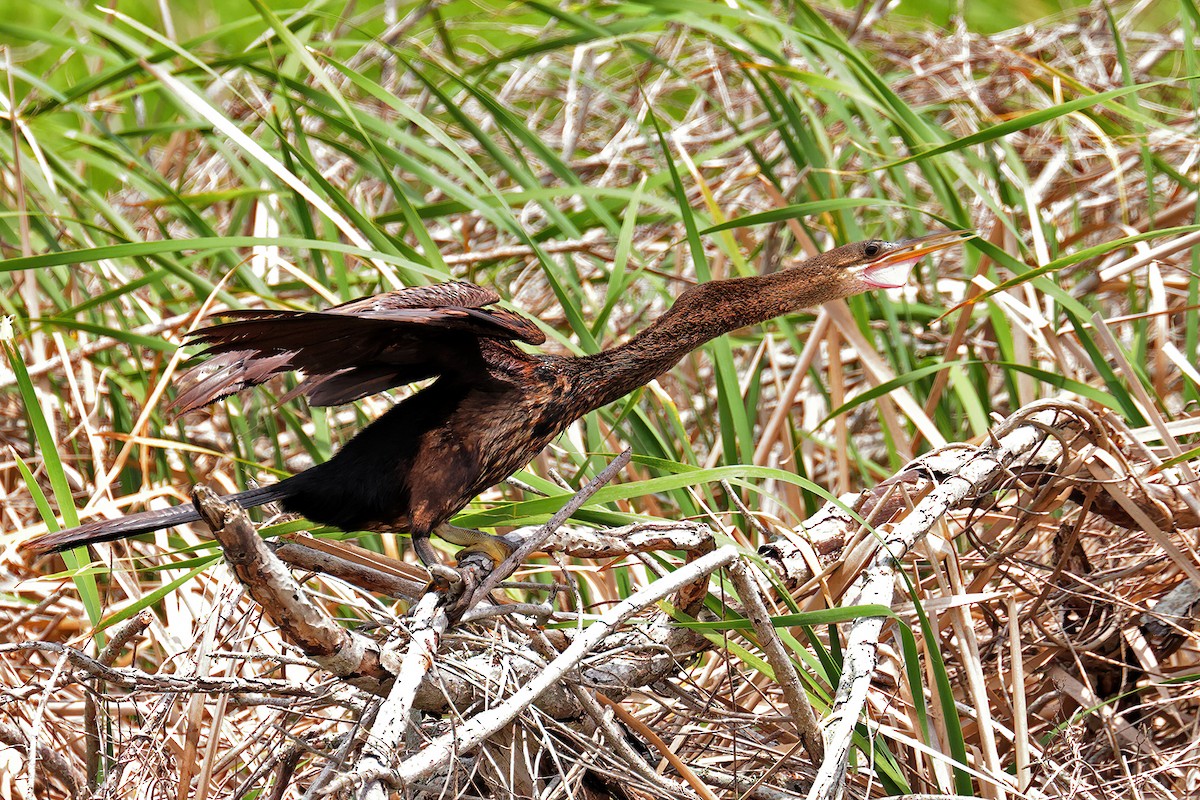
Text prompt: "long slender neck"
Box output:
[[566, 268, 838, 412]]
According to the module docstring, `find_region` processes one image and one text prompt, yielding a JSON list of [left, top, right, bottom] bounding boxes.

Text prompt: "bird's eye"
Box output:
[[864, 242, 882, 258]]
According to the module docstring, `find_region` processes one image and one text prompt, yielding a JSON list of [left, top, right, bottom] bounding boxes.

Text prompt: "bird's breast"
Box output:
[[461, 378, 569, 477]]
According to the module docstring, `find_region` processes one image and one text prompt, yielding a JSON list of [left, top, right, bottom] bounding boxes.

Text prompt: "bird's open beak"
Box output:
[[861, 230, 975, 289]]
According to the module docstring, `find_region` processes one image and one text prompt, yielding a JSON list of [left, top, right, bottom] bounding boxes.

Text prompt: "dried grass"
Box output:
[[2, 1, 1199, 798]]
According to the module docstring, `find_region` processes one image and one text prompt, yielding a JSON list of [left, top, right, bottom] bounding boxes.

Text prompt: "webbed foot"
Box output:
[[435, 523, 515, 566], [413, 526, 513, 609]]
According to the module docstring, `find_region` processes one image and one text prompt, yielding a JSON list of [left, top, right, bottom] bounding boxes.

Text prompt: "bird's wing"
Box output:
[[171, 281, 544, 414]]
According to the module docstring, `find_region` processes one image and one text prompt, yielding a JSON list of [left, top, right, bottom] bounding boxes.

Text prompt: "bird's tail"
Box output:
[[22, 483, 293, 555]]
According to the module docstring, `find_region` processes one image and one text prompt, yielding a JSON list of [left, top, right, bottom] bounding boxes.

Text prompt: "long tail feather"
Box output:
[[23, 483, 293, 554]]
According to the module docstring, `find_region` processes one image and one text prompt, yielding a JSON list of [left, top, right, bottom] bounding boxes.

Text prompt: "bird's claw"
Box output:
[[431, 523, 515, 567], [454, 538, 516, 566], [421, 526, 516, 616], [424, 563, 463, 595]]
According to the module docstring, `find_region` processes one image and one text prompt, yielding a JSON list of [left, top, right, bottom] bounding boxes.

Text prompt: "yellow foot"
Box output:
[[415, 526, 511, 604], [434, 524, 515, 566]]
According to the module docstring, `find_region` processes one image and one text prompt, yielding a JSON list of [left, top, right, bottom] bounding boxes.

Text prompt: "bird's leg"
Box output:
[[434, 523, 515, 565], [412, 530, 461, 591], [412, 526, 514, 599], [411, 530, 441, 569]]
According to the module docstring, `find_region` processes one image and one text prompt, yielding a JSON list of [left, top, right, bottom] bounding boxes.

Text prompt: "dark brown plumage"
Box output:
[[25, 232, 969, 566]]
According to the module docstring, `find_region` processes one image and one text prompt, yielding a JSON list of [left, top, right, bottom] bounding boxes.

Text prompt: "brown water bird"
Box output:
[[25, 231, 970, 567]]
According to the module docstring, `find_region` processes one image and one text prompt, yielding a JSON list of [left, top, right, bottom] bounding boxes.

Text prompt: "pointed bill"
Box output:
[[861, 230, 975, 289]]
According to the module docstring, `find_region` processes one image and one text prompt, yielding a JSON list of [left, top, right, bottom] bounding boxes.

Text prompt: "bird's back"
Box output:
[[278, 340, 557, 535], [279, 377, 474, 534]]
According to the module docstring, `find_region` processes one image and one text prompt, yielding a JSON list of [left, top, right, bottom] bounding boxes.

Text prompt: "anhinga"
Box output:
[[25, 232, 969, 568]]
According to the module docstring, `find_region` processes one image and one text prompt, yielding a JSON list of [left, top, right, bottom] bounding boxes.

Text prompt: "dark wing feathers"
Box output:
[[171, 281, 543, 415], [171, 349, 298, 414], [195, 305, 543, 347], [328, 281, 500, 312], [277, 365, 440, 406]]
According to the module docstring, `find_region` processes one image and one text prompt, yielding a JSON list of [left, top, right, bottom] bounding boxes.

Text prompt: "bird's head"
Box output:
[[797, 230, 974, 299]]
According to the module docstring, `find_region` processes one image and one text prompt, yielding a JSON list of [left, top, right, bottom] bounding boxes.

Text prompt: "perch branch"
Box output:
[[356, 591, 447, 800], [384, 545, 739, 788], [807, 402, 1092, 800], [728, 560, 824, 758], [190, 485, 392, 694], [463, 448, 633, 611]]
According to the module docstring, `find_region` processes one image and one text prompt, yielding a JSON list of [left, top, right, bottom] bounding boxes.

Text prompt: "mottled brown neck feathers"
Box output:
[[569, 260, 846, 411]]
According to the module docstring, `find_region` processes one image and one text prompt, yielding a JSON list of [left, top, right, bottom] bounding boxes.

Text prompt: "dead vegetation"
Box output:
[[2, 1, 1200, 798]]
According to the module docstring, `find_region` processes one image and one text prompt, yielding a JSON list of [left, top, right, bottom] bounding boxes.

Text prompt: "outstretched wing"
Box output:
[[171, 281, 544, 414]]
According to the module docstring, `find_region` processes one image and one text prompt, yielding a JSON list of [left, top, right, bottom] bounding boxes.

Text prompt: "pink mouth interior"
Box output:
[[862, 256, 919, 289]]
